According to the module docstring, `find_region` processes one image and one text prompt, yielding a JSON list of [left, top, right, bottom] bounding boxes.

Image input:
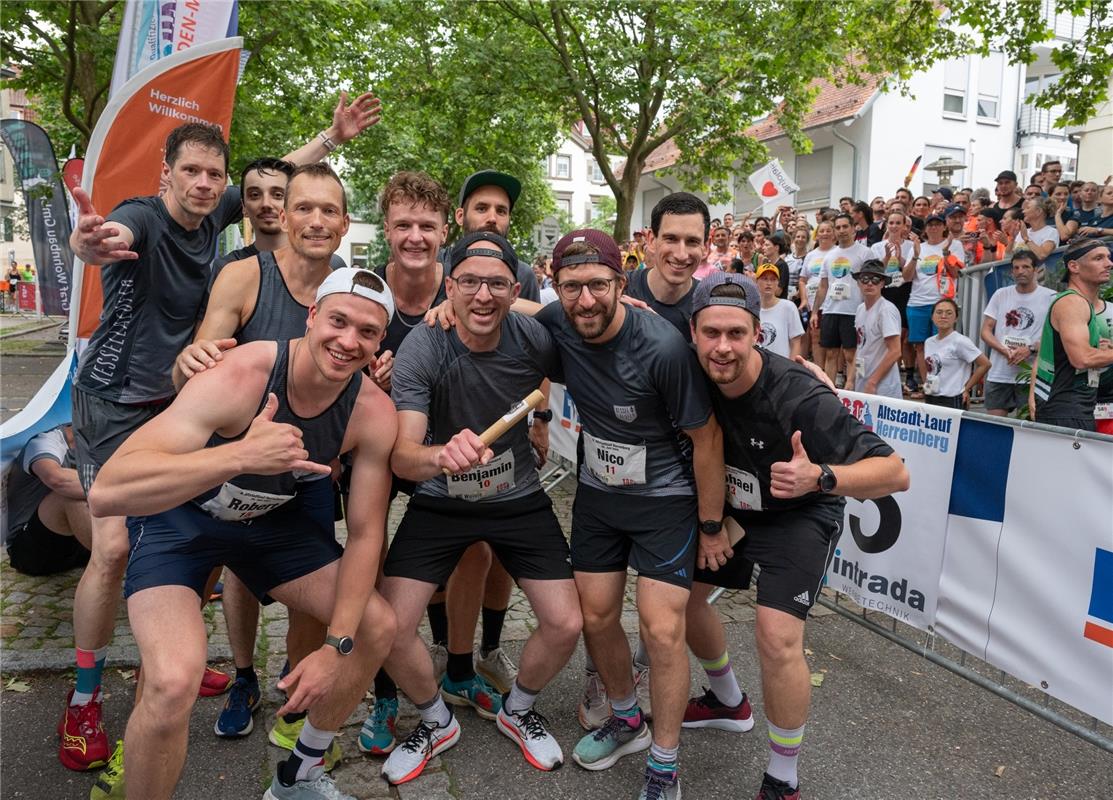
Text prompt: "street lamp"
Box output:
[[923, 155, 967, 188]]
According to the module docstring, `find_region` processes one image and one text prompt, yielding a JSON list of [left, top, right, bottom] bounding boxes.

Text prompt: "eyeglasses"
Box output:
[[856, 274, 885, 285], [451, 274, 514, 296], [556, 277, 619, 300]]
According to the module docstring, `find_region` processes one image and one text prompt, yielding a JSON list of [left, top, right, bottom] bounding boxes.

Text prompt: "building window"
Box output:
[[976, 51, 1003, 123], [350, 244, 369, 268], [794, 147, 832, 207], [2, 216, 13, 243], [942, 57, 969, 117], [553, 155, 571, 180], [1020, 154, 1029, 170], [556, 194, 572, 217], [588, 157, 604, 183]]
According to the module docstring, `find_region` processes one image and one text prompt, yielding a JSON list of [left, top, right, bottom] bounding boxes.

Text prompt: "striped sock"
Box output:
[[611, 692, 641, 727], [699, 650, 743, 707], [279, 720, 335, 785], [72, 646, 108, 705], [647, 741, 678, 781], [767, 722, 805, 788]]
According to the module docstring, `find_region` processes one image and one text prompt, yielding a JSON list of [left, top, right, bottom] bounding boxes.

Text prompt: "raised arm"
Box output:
[[771, 431, 908, 500], [68, 186, 137, 264], [390, 409, 491, 481], [282, 91, 382, 166]]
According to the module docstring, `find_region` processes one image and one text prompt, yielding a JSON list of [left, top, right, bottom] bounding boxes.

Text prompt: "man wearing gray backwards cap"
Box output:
[[531, 229, 727, 800], [686, 270, 908, 800], [1032, 239, 1113, 430], [380, 231, 580, 784], [86, 268, 399, 800]]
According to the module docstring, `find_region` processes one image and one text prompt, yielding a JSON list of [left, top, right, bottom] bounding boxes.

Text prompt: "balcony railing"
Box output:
[[1017, 102, 1069, 139], [1042, 0, 1088, 41]]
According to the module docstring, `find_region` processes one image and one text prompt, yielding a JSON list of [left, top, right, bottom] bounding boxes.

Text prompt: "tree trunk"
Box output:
[[611, 153, 646, 244]]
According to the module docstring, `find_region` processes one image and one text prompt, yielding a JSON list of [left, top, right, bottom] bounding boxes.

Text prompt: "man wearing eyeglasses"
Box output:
[[379, 231, 581, 784], [531, 229, 726, 800], [852, 260, 903, 399]]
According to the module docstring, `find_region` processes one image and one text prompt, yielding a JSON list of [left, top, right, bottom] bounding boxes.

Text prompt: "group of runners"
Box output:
[[47, 94, 918, 800]]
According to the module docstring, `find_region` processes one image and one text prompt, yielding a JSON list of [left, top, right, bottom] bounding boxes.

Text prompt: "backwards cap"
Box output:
[[551, 229, 623, 277], [315, 268, 395, 323]]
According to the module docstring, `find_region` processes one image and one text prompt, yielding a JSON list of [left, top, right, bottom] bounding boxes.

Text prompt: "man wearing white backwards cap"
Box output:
[[87, 268, 400, 800]]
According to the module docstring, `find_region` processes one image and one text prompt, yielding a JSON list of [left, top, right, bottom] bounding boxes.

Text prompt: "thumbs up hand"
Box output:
[[238, 393, 331, 477], [770, 430, 821, 499]]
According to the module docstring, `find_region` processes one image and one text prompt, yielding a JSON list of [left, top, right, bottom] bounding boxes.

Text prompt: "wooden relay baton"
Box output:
[[442, 389, 547, 475]]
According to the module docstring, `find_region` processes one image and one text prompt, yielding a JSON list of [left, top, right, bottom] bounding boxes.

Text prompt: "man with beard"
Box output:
[[686, 271, 908, 800]]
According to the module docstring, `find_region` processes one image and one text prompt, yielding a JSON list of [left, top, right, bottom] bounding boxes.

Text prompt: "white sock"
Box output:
[[767, 721, 805, 788], [416, 693, 452, 727], [699, 651, 743, 707], [505, 680, 538, 716]]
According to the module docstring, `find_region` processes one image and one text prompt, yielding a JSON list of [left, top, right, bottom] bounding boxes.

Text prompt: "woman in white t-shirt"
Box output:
[[1006, 197, 1060, 262], [799, 220, 834, 367], [922, 298, 990, 409]]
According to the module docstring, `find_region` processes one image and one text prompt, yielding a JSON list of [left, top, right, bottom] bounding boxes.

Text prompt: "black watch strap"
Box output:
[[817, 464, 837, 493], [533, 409, 553, 423], [699, 519, 723, 536]]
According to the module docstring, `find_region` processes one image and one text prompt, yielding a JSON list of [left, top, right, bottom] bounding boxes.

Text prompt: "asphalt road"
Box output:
[[2, 615, 1110, 800]]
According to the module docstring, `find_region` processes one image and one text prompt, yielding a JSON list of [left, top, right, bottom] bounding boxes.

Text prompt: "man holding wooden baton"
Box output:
[[379, 232, 582, 785]]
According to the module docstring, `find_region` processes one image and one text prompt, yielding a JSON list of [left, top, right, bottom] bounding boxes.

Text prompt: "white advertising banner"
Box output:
[[936, 421, 1113, 725], [825, 392, 962, 631], [548, 383, 581, 466]]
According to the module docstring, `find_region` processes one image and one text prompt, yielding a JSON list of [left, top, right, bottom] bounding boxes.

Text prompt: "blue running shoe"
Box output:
[[357, 697, 398, 755], [440, 673, 502, 720], [213, 676, 261, 737]]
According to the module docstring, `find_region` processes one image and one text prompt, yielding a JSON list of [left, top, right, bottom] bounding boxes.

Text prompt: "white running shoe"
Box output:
[[633, 662, 653, 720], [497, 705, 563, 770], [474, 647, 518, 695], [577, 669, 610, 730], [429, 643, 448, 684], [380, 716, 461, 786]]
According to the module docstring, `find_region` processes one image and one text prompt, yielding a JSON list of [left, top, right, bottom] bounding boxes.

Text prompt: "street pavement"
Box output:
[[2, 332, 1111, 798]]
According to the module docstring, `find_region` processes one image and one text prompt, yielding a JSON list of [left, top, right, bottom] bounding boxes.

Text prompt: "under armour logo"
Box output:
[[750, 439, 764, 449]]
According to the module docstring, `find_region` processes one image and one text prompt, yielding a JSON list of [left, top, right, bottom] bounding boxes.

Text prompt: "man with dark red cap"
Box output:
[[531, 229, 727, 800]]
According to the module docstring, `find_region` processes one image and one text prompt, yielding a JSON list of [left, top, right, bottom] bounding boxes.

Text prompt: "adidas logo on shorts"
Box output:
[[793, 590, 811, 606]]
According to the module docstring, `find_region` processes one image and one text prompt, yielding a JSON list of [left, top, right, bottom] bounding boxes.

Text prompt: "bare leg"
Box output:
[[684, 581, 726, 660], [445, 543, 491, 656], [380, 576, 441, 704], [842, 347, 857, 391], [755, 606, 809, 727], [574, 570, 634, 700], [514, 578, 581, 690], [73, 514, 129, 652], [635, 577, 689, 748], [123, 586, 208, 800], [37, 492, 92, 549], [221, 571, 260, 670]]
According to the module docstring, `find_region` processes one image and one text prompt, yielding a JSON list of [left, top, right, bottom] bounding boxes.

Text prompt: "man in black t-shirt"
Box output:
[[684, 271, 909, 800]]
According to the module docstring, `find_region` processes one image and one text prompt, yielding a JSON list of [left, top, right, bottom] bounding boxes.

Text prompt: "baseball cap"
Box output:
[[755, 262, 780, 279], [925, 213, 946, 225], [995, 170, 1018, 182], [855, 259, 891, 285], [448, 231, 519, 278], [943, 203, 966, 217], [936, 186, 954, 201], [690, 271, 760, 321], [315, 267, 394, 323], [458, 170, 522, 210], [552, 229, 623, 276]]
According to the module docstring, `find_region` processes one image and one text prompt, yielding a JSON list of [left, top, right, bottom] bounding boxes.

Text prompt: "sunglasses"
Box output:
[[856, 274, 885, 285]]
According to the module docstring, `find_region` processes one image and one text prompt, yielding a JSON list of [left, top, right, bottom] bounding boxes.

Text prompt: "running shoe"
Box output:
[[577, 669, 609, 730], [198, 665, 232, 697], [58, 689, 110, 771], [639, 765, 682, 800], [357, 696, 398, 755], [755, 773, 801, 800], [268, 718, 342, 771], [633, 661, 653, 720], [380, 716, 461, 785], [263, 768, 354, 800], [496, 704, 563, 770], [214, 676, 262, 737], [429, 643, 448, 684], [440, 673, 502, 720], [682, 687, 754, 732], [571, 713, 651, 771], [474, 647, 517, 694], [208, 581, 224, 602], [89, 740, 124, 799]]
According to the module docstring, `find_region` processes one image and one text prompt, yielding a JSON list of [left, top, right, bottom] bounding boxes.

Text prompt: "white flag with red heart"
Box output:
[[747, 160, 799, 212]]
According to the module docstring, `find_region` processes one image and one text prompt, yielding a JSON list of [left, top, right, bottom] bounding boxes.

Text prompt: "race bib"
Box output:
[[806, 282, 819, 302], [1094, 403, 1113, 420], [887, 273, 903, 288], [788, 285, 798, 301], [1088, 368, 1101, 389], [924, 374, 941, 395], [199, 483, 294, 521], [855, 357, 865, 381], [830, 282, 850, 302], [1003, 335, 1029, 351], [584, 432, 647, 486], [446, 450, 516, 501], [725, 466, 762, 511]]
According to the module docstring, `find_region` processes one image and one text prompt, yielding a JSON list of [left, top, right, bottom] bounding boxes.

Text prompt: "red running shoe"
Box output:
[[756, 772, 801, 800], [681, 687, 754, 732], [58, 689, 110, 771], [198, 665, 232, 697]]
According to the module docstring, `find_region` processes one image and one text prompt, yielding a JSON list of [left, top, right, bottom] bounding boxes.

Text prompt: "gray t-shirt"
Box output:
[[391, 313, 559, 502], [535, 303, 711, 496], [3, 427, 72, 545], [76, 190, 244, 403]]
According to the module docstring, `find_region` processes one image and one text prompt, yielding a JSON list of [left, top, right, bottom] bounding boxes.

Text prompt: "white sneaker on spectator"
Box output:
[[634, 662, 653, 720], [577, 669, 610, 730], [474, 647, 517, 695], [429, 643, 448, 684]]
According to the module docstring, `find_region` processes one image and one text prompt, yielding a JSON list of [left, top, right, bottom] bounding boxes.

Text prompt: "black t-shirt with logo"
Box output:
[[623, 268, 699, 342]]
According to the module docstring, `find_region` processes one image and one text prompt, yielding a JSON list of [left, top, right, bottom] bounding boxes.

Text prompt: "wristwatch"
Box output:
[[533, 409, 553, 423], [324, 633, 355, 655], [817, 464, 838, 493], [699, 519, 723, 536]]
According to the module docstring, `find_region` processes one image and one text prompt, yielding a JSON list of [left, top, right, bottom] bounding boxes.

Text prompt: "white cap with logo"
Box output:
[[314, 267, 395, 323]]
